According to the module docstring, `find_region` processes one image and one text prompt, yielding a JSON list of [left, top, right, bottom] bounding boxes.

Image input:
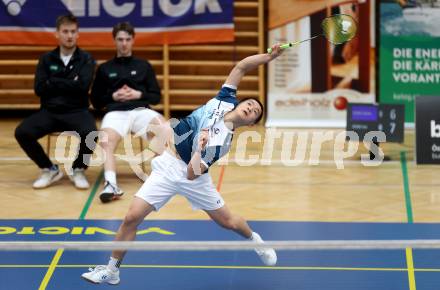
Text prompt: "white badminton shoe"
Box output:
[[33, 166, 63, 189], [68, 168, 90, 189], [99, 181, 124, 203], [252, 232, 277, 266], [81, 265, 120, 285]]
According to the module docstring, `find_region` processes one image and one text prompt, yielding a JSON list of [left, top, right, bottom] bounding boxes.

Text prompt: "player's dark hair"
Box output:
[[239, 97, 264, 124], [112, 22, 135, 38], [56, 14, 78, 30]]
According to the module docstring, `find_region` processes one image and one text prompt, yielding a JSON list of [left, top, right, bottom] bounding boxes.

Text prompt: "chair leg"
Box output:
[[139, 138, 146, 173], [46, 135, 51, 157]]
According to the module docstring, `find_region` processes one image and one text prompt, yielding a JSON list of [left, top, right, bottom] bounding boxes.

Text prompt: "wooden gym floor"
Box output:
[[1, 117, 439, 223], [1, 117, 440, 290]]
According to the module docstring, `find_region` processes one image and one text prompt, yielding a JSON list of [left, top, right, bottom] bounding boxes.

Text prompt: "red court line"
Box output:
[[216, 165, 226, 192]]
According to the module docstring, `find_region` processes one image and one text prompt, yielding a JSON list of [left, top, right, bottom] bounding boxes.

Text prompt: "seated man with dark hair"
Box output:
[[91, 21, 163, 203]]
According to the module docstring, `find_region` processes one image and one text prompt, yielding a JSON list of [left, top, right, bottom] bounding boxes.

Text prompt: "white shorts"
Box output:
[[135, 151, 225, 211], [101, 109, 160, 139]]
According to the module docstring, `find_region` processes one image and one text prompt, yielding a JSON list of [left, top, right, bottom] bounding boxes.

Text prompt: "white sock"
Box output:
[[107, 256, 121, 272], [249, 232, 257, 241], [104, 171, 117, 185]]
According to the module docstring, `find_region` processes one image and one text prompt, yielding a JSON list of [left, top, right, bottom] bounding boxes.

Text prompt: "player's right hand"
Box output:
[[269, 43, 283, 58], [198, 129, 209, 151]]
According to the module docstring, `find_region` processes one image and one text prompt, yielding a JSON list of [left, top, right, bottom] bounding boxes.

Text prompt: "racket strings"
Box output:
[[266, 14, 358, 53], [322, 14, 358, 45]]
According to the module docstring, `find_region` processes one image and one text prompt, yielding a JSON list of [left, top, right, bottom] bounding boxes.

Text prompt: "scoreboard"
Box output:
[[346, 103, 405, 143]]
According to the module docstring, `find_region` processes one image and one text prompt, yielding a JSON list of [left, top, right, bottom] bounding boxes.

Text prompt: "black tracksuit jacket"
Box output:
[[90, 56, 161, 111], [34, 46, 95, 112]]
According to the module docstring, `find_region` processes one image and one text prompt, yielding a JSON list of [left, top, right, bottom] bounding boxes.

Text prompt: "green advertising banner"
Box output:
[[379, 0, 440, 123]]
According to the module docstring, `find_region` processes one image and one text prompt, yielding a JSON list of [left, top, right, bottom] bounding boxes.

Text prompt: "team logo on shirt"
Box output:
[[209, 108, 225, 121], [49, 65, 59, 71], [213, 128, 220, 135], [108, 72, 117, 78]]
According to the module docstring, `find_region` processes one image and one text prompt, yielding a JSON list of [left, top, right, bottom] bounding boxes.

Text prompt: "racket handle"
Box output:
[[267, 43, 292, 54]]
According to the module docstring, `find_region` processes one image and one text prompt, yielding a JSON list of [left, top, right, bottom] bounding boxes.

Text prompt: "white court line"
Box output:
[[0, 157, 30, 161], [0, 156, 400, 166], [1, 239, 440, 251]]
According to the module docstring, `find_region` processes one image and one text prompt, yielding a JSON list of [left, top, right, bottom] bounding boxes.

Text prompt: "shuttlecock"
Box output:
[[341, 20, 352, 34]]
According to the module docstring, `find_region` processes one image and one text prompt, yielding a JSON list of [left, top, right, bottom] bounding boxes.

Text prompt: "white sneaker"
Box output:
[[81, 265, 120, 285], [68, 168, 90, 189], [99, 181, 124, 203], [33, 166, 63, 189], [252, 232, 277, 266]]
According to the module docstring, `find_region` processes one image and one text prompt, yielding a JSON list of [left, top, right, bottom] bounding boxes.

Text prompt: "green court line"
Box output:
[[79, 170, 104, 220], [400, 151, 413, 223], [38, 170, 103, 290], [400, 151, 416, 290]]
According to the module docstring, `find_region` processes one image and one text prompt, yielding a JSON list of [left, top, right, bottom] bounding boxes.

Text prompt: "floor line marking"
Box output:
[[0, 263, 422, 272], [217, 165, 226, 192], [79, 170, 104, 220], [37, 249, 64, 290], [400, 152, 416, 290], [406, 248, 417, 290], [400, 151, 413, 223], [37, 170, 103, 290]]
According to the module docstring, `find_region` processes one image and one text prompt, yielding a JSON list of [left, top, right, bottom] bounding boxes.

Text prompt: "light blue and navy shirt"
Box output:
[[173, 84, 239, 170]]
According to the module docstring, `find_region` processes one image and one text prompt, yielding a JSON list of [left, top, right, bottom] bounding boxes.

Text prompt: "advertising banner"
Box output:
[[0, 0, 234, 46], [267, 2, 374, 128], [379, 0, 440, 123], [415, 96, 440, 164]]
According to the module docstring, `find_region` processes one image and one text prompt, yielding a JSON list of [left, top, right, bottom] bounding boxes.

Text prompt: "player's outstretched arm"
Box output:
[[224, 44, 283, 89], [187, 129, 209, 180]]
